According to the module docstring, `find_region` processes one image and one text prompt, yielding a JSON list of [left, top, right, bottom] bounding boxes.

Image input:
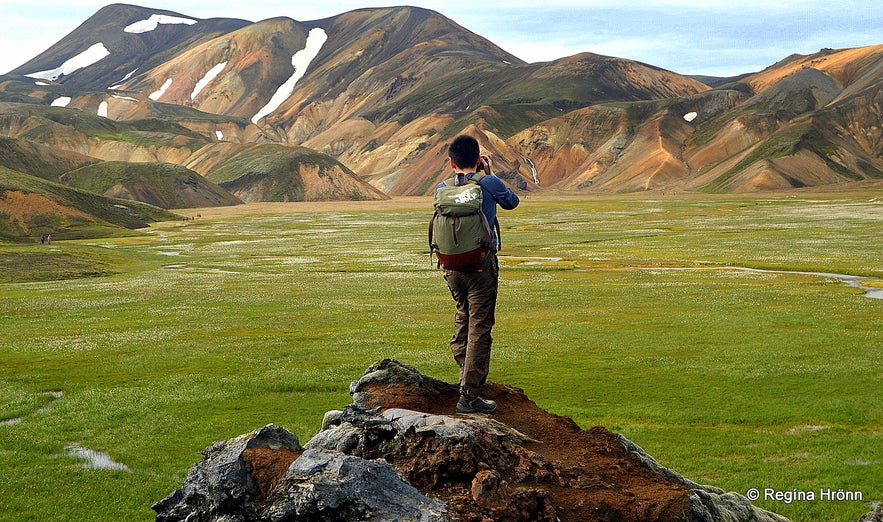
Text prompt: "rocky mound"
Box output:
[[153, 359, 790, 522]]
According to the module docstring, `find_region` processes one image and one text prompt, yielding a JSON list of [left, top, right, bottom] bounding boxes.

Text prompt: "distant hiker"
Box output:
[[46, 234, 52, 244], [432, 134, 520, 414], [40, 235, 45, 244]]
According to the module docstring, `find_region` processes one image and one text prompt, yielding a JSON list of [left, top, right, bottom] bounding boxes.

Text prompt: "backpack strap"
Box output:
[[478, 208, 496, 253], [429, 177, 449, 253], [428, 208, 441, 267], [428, 208, 437, 251], [451, 172, 485, 186]]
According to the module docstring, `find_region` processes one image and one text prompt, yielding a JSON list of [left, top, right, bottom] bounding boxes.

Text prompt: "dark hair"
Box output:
[[448, 135, 480, 169]]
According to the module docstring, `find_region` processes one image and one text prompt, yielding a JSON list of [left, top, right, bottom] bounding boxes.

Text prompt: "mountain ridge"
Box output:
[[1, 4, 881, 238]]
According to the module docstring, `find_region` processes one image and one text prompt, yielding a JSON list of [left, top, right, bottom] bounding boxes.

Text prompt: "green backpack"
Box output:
[[428, 173, 500, 271]]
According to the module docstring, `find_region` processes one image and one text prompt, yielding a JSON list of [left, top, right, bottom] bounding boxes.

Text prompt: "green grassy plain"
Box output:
[[1, 193, 881, 521]]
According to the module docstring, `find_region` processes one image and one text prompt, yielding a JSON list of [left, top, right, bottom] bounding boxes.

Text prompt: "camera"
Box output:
[[476, 155, 490, 173]]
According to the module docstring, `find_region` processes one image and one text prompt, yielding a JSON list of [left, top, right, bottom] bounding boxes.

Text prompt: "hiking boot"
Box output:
[[456, 394, 497, 414]]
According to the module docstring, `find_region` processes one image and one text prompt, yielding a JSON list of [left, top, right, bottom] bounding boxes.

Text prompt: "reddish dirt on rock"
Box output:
[[243, 447, 301, 499], [361, 381, 694, 522]]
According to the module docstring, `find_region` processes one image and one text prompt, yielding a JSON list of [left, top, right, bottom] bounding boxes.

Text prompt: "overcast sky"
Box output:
[[1, 0, 880, 77]]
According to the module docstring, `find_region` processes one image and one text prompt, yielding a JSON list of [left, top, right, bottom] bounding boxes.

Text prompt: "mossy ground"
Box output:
[[0, 193, 880, 521]]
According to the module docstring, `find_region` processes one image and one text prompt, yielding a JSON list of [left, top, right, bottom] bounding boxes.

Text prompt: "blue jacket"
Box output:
[[435, 172, 520, 250]]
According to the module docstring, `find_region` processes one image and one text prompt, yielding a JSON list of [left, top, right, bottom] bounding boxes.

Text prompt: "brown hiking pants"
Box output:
[[444, 255, 499, 397]]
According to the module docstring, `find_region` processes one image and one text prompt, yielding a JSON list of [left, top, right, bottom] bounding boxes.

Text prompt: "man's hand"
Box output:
[[478, 155, 493, 174]]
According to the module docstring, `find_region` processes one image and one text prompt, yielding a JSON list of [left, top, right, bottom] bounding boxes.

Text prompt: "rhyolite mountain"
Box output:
[[1, 3, 881, 231]]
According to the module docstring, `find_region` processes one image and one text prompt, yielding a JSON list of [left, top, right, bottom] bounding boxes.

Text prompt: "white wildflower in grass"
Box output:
[[0, 385, 49, 423], [38, 336, 99, 353]]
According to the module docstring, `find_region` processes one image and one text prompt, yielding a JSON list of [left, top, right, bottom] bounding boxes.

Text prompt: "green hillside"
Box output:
[[0, 136, 99, 181], [0, 104, 210, 152], [0, 167, 178, 241], [61, 161, 241, 209]]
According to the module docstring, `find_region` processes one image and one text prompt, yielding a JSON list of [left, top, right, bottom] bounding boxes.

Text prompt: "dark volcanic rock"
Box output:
[[153, 424, 302, 521], [262, 449, 449, 521], [153, 422, 449, 522], [154, 359, 790, 522]]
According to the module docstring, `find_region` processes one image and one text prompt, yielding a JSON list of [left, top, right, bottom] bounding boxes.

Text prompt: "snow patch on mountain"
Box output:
[[98, 101, 108, 117], [251, 28, 328, 124], [149, 78, 173, 101], [124, 14, 197, 34], [191, 61, 228, 100], [109, 67, 139, 90], [25, 43, 110, 81], [50, 97, 71, 107]]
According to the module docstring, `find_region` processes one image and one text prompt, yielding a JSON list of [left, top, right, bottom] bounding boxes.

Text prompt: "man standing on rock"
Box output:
[[435, 134, 520, 414]]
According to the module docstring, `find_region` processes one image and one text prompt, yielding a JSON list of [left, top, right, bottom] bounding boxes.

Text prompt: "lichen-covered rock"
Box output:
[[349, 358, 457, 408]]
